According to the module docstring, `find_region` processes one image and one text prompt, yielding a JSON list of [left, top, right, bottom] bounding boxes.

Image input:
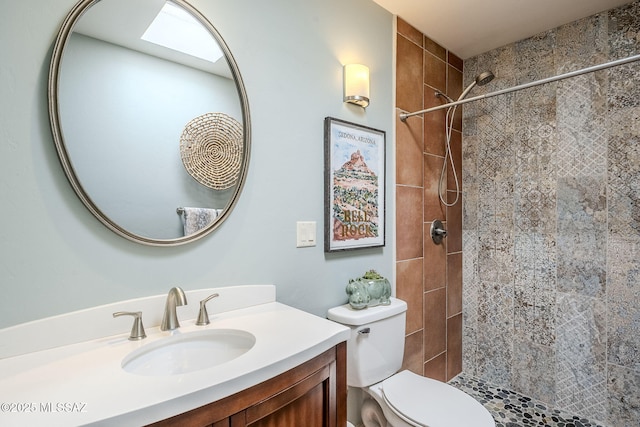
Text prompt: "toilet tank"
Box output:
[[327, 297, 407, 387]]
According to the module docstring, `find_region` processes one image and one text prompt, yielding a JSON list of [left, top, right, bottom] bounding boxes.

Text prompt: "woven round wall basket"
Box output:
[[179, 112, 244, 190]]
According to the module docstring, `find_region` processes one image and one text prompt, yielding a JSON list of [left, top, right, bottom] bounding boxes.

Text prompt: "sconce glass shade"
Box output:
[[343, 64, 370, 108]]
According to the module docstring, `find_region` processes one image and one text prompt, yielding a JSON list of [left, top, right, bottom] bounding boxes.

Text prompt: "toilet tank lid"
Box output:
[[327, 297, 407, 326]]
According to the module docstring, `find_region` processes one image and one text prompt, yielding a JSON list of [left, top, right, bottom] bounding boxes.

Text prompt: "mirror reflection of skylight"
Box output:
[[141, 1, 223, 63]]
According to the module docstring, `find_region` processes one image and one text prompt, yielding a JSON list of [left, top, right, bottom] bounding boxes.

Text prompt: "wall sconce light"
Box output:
[[343, 64, 370, 108]]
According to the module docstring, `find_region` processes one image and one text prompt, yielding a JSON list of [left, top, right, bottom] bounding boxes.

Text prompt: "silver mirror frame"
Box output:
[[48, 0, 251, 246]]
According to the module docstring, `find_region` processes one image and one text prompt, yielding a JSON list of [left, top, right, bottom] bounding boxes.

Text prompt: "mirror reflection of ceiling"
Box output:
[[73, 0, 232, 78]]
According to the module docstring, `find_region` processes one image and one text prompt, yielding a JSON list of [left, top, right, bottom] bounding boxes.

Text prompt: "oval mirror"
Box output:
[[48, 0, 251, 246]]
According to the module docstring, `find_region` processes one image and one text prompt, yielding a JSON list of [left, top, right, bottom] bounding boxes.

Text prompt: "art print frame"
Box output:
[[324, 117, 385, 252]]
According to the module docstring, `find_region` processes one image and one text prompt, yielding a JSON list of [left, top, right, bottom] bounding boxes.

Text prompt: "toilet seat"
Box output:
[[379, 370, 495, 427]]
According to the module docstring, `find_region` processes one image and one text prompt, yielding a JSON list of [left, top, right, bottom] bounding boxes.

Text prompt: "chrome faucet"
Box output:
[[161, 286, 187, 331], [113, 311, 147, 340], [196, 293, 219, 326]]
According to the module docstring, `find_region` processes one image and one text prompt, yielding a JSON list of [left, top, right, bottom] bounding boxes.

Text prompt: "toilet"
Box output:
[[328, 297, 495, 427]]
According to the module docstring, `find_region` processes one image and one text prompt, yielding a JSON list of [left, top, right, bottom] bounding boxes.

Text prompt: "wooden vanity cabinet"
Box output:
[[148, 342, 346, 427]]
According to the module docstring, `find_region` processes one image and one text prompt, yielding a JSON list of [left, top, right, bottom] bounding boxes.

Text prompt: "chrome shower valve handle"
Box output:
[[196, 293, 220, 326], [430, 219, 447, 245]]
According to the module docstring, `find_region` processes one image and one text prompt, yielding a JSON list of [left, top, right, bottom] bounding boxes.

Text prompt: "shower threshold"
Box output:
[[449, 374, 605, 427]]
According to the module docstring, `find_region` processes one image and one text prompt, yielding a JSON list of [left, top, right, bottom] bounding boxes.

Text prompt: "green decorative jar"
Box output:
[[345, 270, 391, 309]]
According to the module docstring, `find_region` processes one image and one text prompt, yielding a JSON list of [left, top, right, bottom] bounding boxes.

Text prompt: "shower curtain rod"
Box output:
[[399, 53, 640, 121]]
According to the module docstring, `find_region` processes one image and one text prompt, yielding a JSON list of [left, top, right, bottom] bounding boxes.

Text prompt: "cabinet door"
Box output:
[[245, 365, 332, 427]]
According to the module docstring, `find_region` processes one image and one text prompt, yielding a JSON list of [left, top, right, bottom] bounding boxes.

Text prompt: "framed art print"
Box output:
[[324, 117, 385, 252]]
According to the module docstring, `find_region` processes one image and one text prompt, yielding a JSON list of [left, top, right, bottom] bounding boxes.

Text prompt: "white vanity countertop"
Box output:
[[0, 286, 350, 426]]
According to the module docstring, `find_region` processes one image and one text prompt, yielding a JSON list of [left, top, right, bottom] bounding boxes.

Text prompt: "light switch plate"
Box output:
[[296, 221, 316, 247]]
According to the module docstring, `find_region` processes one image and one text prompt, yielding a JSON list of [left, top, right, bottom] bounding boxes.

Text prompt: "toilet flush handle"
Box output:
[[358, 327, 371, 335]]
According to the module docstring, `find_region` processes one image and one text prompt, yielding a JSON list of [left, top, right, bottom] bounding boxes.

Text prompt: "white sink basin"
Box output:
[[122, 329, 256, 376]]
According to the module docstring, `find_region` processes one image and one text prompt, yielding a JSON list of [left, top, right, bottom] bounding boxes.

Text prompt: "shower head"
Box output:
[[457, 70, 495, 101], [475, 71, 495, 86]]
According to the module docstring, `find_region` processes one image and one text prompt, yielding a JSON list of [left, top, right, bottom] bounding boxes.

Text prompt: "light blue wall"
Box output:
[[0, 0, 395, 328]]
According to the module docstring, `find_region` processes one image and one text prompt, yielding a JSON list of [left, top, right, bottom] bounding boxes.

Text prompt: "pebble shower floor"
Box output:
[[449, 375, 605, 427]]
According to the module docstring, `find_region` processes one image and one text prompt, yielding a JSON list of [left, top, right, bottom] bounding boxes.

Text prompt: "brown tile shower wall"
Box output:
[[462, 2, 640, 425], [395, 17, 464, 382]]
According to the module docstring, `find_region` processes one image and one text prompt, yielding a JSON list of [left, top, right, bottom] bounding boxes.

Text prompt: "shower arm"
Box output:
[[399, 53, 640, 121]]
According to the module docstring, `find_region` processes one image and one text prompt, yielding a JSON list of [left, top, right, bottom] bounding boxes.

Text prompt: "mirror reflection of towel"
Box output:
[[181, 207, 221, 235]]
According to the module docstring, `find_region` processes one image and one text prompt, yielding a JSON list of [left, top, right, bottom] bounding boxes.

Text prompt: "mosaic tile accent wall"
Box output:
[[463, 1, 640, 426], [462, 2, 640, 425]]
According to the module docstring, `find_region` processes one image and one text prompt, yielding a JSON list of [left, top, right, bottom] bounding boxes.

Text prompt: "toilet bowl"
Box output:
[[365, 370, 494, 427], [328, 298, 495, 427]]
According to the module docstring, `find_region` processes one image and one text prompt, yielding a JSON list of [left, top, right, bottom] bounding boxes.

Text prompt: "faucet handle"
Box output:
[[113, 311, 147, 340], [196, 293, 219, 326], [430, 219, 448, 244]]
